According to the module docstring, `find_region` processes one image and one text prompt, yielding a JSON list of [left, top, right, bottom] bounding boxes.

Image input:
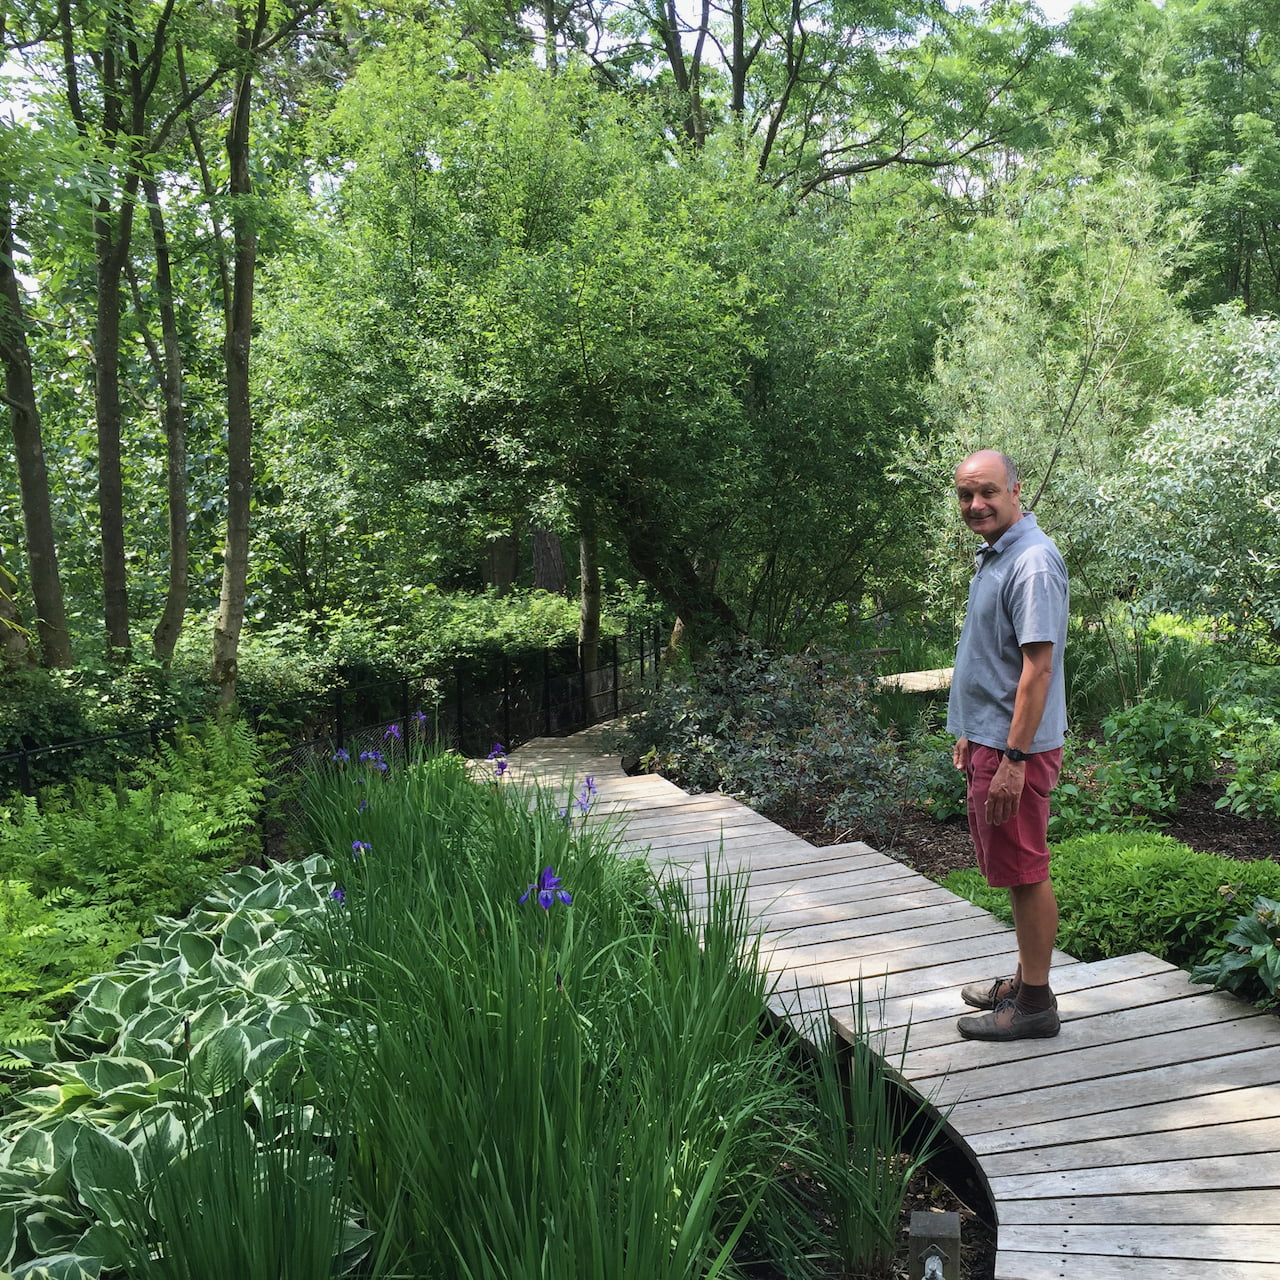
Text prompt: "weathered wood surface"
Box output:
[[508, 725, 1280, 1279]]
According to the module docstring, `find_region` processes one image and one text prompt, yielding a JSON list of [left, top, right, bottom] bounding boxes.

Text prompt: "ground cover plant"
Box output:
[[0, 719, 267, 1044], [944, 832, 1280, 1006], [0, 747, 942, 1280]]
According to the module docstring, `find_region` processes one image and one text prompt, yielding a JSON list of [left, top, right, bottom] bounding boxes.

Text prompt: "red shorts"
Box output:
[[965, 743, 1062, 888]]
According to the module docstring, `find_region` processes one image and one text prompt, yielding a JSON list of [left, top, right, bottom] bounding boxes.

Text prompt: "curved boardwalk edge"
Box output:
[[508, 726, 1280, 1280]]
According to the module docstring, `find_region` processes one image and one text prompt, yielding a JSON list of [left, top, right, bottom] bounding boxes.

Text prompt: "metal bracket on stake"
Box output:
[[922, 1251, 947, 1280], [909, 1210, 959, 1280]]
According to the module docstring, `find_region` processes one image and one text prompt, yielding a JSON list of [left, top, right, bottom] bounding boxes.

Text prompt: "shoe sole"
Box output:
[[957, 1019, 1061, 1042]]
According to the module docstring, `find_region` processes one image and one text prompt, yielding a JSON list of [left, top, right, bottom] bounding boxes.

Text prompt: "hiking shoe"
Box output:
[[960, 976, 1019, 1010], [957, 998, 1060, 1042]]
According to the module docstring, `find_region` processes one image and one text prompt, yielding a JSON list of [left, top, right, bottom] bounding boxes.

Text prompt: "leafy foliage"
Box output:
[[617, 643, 910, 845], [945, 831, 1280, 974], [0, 719, 265, 924], [1191, 895, 1280, 1008], [1109, 310, 1280, 652], [0, 854, 347, 1277]]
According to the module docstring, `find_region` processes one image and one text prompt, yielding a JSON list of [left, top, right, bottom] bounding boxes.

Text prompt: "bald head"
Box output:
[[956, 450, 1019, 492]]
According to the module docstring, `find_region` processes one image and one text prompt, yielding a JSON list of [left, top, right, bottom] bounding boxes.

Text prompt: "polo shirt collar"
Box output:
[[976, 511, 1039, 565]]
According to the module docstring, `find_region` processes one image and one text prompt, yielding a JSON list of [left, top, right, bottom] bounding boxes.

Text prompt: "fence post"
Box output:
[[455, 660, 465, 753], [401, 677, 411, 746], [638, 627, 646, 684], [335, 688, 346, 751], [19, 746, 31, 796], [612, 635, 620, 717], [579, 647, 588, 726], [501, 655, 511, 747], [542, 648, 552, 736]]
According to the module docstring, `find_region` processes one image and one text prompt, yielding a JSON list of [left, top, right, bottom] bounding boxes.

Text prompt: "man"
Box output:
[[948, 450, 1068, 1041]]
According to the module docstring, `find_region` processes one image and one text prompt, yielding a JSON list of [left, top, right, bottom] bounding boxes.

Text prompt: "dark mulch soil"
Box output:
[[739, 778, 1280, 1280]]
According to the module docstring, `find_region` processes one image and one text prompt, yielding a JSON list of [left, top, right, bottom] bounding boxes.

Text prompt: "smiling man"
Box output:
[[948, 450, 1069, 1041]]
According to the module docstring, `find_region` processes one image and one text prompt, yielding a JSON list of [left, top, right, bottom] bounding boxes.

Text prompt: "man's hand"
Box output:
[[986, 755, 1026, 826], [953, 737, 969, 770]]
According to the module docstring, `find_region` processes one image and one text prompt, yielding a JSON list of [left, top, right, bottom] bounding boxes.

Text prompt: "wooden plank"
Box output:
[[763, 895, 992, 938], [998, 1189, 1280, 1226], [764, 921, 1020, 978], [968, 1084, 1280, 1156], [752, 881, 960, 923], [983, 1115, 1280, 1177], [987, 1153, 1280, 1200], [864, 962, 1206, 1054], [841, 956, 1176, 1024], [949, 1044, 1280, 1135], [995, 1250, 1280, 1279], [901, 987, 1256, 1083], [998, 1223, 1280, 1263], [760, 909, 1009, 958], [922, 1015, 1280, 1107]]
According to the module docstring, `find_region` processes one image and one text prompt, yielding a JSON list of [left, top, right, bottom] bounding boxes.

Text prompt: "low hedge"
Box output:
[[944, 831, 1280, 971]]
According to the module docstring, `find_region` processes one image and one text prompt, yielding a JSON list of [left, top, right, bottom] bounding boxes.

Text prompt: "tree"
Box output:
[[261, 49, 939, 647], [918, 160, 1194, 622], [0, 117, 73, 668], [1109, 308, 1280, 650]]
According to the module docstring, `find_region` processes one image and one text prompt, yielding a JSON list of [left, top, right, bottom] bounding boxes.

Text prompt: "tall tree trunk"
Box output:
[[0, 201, 72, 668], [139, 175, 189, 666], [485, 532, 519, 595], [532, 527, 567, 594], [93, 180, 140, 663], [212, 4, 263, 705]]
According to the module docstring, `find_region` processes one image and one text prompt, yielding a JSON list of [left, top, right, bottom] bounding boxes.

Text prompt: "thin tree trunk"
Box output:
[[212, 4, 264, 704], [532, 527, 567, 594], [0, 553, 34, 667], [93, 180, 140, 663], [139, 175, 189, 665], [0, 201, 72, 668]]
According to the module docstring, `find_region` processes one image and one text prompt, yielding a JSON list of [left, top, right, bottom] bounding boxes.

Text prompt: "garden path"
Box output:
[[509, 725, 1280, 1280]]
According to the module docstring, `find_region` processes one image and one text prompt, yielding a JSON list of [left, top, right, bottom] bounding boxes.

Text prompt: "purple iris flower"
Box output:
[[487, 742, 509, 778], [520, 866, 572, 911], [385, 724, 402, 741], [352, 841, 371, 858], [330, 887, 345, 904], [332, 748, 350, 763]]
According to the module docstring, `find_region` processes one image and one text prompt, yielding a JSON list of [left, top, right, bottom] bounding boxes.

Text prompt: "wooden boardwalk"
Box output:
[[510, 725, 1280, 1280]]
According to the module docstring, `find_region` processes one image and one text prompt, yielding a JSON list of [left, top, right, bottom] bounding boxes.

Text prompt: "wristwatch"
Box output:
[[1004, 746, 1030, 763]]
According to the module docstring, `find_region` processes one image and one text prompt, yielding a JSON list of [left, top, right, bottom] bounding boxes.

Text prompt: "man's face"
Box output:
[[955, 456, 1022, 544]]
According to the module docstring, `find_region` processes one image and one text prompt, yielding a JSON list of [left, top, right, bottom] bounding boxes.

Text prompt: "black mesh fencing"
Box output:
[[1, 626, 666, 794]]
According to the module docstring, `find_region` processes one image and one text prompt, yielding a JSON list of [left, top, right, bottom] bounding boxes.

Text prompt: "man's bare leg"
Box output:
[[1009, 879, 1058, 986]]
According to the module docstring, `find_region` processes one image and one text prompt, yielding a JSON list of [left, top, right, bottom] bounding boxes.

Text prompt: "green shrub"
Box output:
[[1191, 895, 1280, 1009], [1064, 615, 1226, 724], [944, 831, 1280, 973], [617, 643, 909, 845], [1211, 699, 1280, 823], [905, 729, 968, 822], [0, 880, 140, 1044], [0, 718, 265, 922], [1049, 702, 1219, 839]]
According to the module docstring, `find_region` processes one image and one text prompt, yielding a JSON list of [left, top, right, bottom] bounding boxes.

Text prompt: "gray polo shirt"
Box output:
[[946, 512, 1068, 753]]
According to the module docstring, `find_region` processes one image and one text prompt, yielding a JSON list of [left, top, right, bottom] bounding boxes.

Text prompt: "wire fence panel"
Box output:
[[0, 626, 666, 795]]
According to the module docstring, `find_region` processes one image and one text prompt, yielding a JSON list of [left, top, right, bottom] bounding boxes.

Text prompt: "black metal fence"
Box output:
[[0, 626, 667, 795]]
